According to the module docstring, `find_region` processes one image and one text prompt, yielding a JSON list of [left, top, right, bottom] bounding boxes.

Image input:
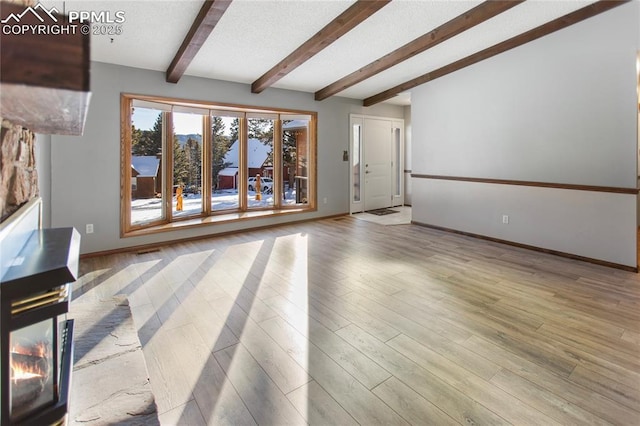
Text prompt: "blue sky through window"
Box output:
[[133, 108, 233, 136]]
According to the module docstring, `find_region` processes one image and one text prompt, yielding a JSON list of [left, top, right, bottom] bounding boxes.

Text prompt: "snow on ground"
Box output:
[[131, 189, 299, 225]]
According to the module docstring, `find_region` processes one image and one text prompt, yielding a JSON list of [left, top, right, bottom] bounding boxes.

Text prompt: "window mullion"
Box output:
[[309, 115, 317, 209], [239, 115, 248, 211], [273, 118, 282, 208], [121, 96, 132, 234], [203, 114, 212, 216], [164, 111, 174, 222]]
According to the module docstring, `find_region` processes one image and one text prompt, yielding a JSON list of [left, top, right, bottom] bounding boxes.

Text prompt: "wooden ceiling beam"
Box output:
[[363, 0, 629, 107], [251, 0, 390, 94], [1, 2, 90, 135], [166, 0, 233, 84], [315, 0, 523, 101]]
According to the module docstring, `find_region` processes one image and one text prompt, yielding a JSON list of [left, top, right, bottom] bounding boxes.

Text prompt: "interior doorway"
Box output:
[[350, 114, 404, 214]]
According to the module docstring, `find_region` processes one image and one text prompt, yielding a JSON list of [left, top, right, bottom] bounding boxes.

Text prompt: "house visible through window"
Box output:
[[121, 94, 317, 235]]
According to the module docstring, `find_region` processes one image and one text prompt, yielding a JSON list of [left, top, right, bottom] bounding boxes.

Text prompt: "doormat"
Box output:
[[366, 208, 399, 216]]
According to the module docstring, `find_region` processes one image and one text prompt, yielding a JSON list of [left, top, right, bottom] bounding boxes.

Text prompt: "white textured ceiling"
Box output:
[[338, 0, 596, 100], [275, 0, 482, 93], [188, 0, 357, 84], [39, 0, 599, 105]]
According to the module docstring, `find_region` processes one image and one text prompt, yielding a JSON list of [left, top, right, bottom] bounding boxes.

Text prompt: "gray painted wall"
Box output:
[[49, 62, 404, 254], [411, 2, 638, 267], [35, 133, 51, 228]]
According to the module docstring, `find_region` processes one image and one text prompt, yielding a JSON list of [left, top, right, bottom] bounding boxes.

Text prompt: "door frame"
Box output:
[[391, 119, 405, 208], [349, 114, 404, 214]]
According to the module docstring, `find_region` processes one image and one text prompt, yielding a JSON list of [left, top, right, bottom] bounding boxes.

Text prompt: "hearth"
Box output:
[[1, 227, 80, 425]]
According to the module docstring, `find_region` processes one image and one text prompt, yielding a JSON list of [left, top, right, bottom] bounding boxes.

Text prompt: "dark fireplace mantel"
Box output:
[[1, 227, 80, 294]]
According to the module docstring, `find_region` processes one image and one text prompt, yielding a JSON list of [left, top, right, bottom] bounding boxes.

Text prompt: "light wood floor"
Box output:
[[73, 217, 640, 425]]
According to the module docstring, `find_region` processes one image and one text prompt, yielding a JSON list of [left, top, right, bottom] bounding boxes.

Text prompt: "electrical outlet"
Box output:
[[502, 215, 509, 224], [86, 224, 94, 234], [323, 197, 327, 204]]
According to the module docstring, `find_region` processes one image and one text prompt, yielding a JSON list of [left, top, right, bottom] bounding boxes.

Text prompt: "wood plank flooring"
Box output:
[[73, 217, 640, 425]]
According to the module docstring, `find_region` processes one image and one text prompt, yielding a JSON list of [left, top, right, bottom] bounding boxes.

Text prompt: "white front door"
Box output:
[[364, 118, 392, 211], [350, 115, 404, 214]]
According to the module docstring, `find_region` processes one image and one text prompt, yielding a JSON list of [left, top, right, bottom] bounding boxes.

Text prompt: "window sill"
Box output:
[[123, 207, 314, 238]]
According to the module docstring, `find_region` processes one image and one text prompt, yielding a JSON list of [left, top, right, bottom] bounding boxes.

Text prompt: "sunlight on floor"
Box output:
[[74, 216, 640, 425], [72, 230, 380, 422]]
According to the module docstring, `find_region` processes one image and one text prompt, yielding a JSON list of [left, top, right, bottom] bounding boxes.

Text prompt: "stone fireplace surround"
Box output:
[[0, 118, 38, 223]]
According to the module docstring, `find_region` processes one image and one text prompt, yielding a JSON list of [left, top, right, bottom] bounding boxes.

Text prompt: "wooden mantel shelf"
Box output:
[[0, 1, 90, 135]]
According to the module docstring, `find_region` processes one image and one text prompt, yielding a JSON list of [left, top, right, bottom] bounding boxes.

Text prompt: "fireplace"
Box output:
[[1, 226, 80, 425]]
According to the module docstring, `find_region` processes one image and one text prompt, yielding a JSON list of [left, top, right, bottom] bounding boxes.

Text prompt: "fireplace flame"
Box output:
[[10, 341, 51, 384], [11, 365, 43, 382]]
